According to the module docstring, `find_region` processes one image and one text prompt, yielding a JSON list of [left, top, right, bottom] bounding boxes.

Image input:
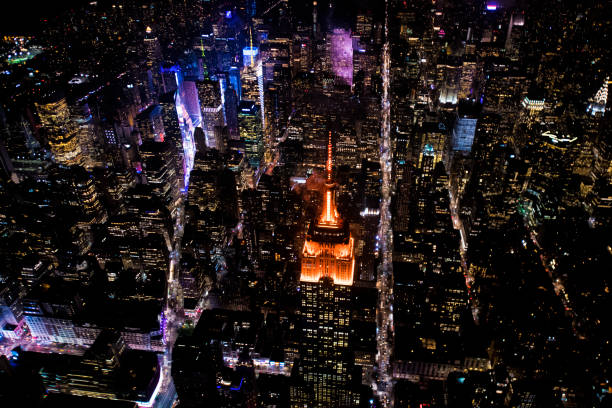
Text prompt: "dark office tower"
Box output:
[[144, 26, 163, 97], [159, 93, 181, 143], [124, 184, 174, 249], [72, 167, 107, 224], [32, 329, 161, 402], [0, 115, 45, 181], [139, 141, 181, 218], [197, 80, 224, 150], [265, 65, 292, 145], [224, 85, 239, 139], [504, 11, 525, 61], [291, 34, 312, 76], [355, 13, 373, 40], [193, 127, 207, 154], [172, 330, 221, 408], [136, 105, 166, 142], [362, 160, 381, 212], [35, 92, 82, 166], [144, 26, 162, 71], [188, 167, 218, 212], [238, 101, 263, 168], [159, 92, 184, 185], [357, 98, 380, 163], [292, 134, 357, 408], [160, 64, 179, 95], [138, 70, 157, 108], [218, 364, 258, 408]]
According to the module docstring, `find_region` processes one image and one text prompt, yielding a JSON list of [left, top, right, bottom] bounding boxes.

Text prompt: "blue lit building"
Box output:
[[451, 101, 479, 152], [242, 47, 259, 68], [229, 66, 242, 103], [246, 0, 256, 17]]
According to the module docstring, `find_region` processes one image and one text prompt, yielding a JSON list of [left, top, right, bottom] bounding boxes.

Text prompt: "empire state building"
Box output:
[[291, 132, 358, 407]]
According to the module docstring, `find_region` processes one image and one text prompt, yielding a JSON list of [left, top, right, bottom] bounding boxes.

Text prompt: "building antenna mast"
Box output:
[[249, 26, 255, 67]]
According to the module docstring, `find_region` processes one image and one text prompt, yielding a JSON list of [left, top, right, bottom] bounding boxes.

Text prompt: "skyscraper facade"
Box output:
[[238, 101, 263, 168], [292, 134, 357, 407], [197, 80, 224, 150], [451, 101, 479, 153], [144, 26, 162, 70], [228, 65, 242, 102], [35, 93, 82, 166]]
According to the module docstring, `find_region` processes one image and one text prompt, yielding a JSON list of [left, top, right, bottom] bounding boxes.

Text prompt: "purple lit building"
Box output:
[[330, 29, 353, 87]]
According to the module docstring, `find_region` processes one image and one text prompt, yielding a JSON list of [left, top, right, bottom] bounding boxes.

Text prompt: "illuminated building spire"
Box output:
[[594, 77, 609, 105], [300, 131, 355, 286], [587, 77, 610, 116], [200, 38, 208, 79], [249, 27, 255, 67], [320, 131, 339, 226], [296, 127, 355, 406]]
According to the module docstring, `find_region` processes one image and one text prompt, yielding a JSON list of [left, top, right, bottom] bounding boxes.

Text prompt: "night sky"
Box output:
[[1, 0, 86, 34], [0, 0, 383, 35]]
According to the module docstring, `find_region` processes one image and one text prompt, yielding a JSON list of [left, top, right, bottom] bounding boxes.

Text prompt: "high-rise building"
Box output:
[[35, 92, 82, 166], [139, 141, 181, 218], [241, 50, 266, 133], [144, 26, 162, 71], [238, 101, 263, 168], [135, 105, 165, 143], [264, 78, 289, 147], [69, 101, 98, 170], [31, 329, 160, 401], [362, 160, 381, 212], [223, 85, 239, 139], [229, 66, 242, 102], [330, 29, 354, 87], [355, 13, 373, 39], [175, 73, 200, 188], [197, 80, 224, 150], [292, 34, 312, 76], [159, 91, 185, 189], [586, 77, 609, 117], [72, 166, 107, 224], [292, 133, 357, 407], [451, 101, 479, 153], [243, 46, 259, 69], [144, 26, 163, 96], [458, 59, 478, 99], [504, 11, 525, 61]]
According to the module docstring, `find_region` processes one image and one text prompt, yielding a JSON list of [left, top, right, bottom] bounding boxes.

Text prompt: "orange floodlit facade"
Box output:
[[300, 132, 355, 286]]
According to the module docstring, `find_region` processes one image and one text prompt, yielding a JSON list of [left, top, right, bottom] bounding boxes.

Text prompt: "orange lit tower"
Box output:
[[292, 132, 357, 407], [300, 132, 355, 286]]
